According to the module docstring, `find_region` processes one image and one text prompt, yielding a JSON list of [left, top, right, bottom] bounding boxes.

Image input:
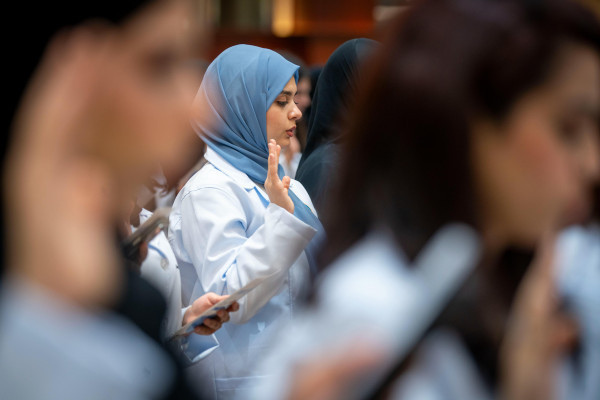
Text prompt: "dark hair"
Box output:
[[301, 39, 379, 163], [3, 1, 147, 152], [321, 0, 600, 265]]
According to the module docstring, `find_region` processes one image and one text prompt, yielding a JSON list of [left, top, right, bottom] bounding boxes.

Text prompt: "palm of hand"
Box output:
[[264, 139, 294, 214]]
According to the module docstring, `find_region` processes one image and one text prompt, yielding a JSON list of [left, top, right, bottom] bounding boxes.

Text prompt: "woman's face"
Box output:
[[266, 77, 303, 147], [89, 0, 200, 187], [473, 42, 600, 247]]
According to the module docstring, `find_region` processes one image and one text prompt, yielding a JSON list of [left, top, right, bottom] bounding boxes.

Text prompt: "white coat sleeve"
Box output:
[[180, 186, 317, 324], [166, 306, 219, 365]]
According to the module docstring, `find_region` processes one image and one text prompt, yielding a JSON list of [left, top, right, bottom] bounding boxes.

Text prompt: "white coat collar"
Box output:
[[204, 147, 258, 190]]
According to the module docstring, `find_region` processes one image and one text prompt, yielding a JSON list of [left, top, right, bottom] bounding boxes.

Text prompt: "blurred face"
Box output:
[[472, 42, 600, 247], [295, 76, 312, 114], [266, 77, 302, 147], [89, 0, 200, 188]]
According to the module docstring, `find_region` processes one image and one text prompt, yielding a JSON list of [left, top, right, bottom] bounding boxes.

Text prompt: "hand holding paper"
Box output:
[[181, 293, 239, 336], [173, 277, 268, 338]]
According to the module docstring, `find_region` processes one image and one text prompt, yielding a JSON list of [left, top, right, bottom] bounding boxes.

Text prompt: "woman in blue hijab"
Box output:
[[168, 44, 323, 399]]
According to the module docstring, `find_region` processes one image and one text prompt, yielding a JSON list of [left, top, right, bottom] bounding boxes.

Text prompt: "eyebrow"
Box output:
[[279, 90, 297, 97]]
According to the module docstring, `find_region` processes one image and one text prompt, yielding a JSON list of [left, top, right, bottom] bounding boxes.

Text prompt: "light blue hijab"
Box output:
[[191, 44, 324, 273]]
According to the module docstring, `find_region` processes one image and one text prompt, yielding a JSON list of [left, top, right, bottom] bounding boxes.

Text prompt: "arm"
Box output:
[[180, 186, 316, 324], [171, 293, 239, 365]]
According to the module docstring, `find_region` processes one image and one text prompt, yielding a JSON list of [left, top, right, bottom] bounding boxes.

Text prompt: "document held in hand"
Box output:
[[172, 277, 268, 338]]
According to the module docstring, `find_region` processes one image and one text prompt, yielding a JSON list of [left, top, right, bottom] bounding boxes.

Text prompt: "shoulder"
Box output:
[[179, 162, 248, 204]]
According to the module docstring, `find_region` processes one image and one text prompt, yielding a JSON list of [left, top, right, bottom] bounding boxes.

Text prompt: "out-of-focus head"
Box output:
[[82, 0, 201, 186], [326, 0, 600, 260], [6, 0, 201, 191], [2, 0, 204, 298], [303, 38, 378, 161], [6, 0, 198, 174], [2, 0, 201, 277], [473, 39, 600, 245]]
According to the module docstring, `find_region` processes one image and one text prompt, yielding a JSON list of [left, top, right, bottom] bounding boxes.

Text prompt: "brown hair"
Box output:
[[321, 0, 600, 266]]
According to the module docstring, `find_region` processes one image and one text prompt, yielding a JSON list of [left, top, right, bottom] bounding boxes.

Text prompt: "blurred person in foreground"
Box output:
[[138, 59, 211, 212], [0, 1, 237, 399], [252, 0, 600, 399]]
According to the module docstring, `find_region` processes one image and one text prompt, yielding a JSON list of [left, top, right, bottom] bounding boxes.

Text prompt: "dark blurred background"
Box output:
[[192, 0, 415, 65]]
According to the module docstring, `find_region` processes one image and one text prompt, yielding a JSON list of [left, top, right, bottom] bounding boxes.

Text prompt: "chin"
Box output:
[[278, 137, 291, 147]]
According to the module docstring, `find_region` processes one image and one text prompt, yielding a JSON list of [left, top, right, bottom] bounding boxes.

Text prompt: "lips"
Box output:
[[286, 126, 296, 137]]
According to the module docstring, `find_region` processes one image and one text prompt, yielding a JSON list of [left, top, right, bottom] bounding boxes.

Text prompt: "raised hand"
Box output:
[[499, 233, 578, 400], [4, 27, 123, 308], [286, 339, 384, 400], [264, 139, 294, 214]]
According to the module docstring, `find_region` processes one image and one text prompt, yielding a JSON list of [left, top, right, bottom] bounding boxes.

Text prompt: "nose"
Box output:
[[289, 103, 302, 121]]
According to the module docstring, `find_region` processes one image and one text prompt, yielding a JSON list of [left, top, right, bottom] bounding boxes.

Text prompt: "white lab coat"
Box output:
[[136, 209, 219, 364], [168, 147, 317, 399], [556, 225, 600, 400], [252, 224, 488, 400], [0, 276, 176, 400]]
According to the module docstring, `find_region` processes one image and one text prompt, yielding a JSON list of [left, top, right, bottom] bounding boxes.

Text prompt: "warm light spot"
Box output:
[[272, 0, 294, 37]]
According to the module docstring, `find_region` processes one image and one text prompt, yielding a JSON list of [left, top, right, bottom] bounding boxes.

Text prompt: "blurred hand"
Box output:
[[286, 340, 384, 400], [500, 233, 578, 400], [4, 26, 123, 308], [182, 293, 239, 335], [265, 139, 294, 213]]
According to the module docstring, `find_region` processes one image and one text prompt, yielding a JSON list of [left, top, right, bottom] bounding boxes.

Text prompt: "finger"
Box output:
[[534, 233, 557, 286], [193, 325, 213, 335], [203, 317, 222, 331], [184, 293, 229, 325], [227, 302, 239, 312], [267, 142, 279, 181], [14, 27, 110, 163], [276, 144, 281, 159], [551, 313, 579, 351], [282, 176, 291, 190], [287, 343, 384, 400], [216, 309, 230, 323], [203, 292, 229, 306], [138, 242, 148, 264], [524, 233, 559, 310]]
